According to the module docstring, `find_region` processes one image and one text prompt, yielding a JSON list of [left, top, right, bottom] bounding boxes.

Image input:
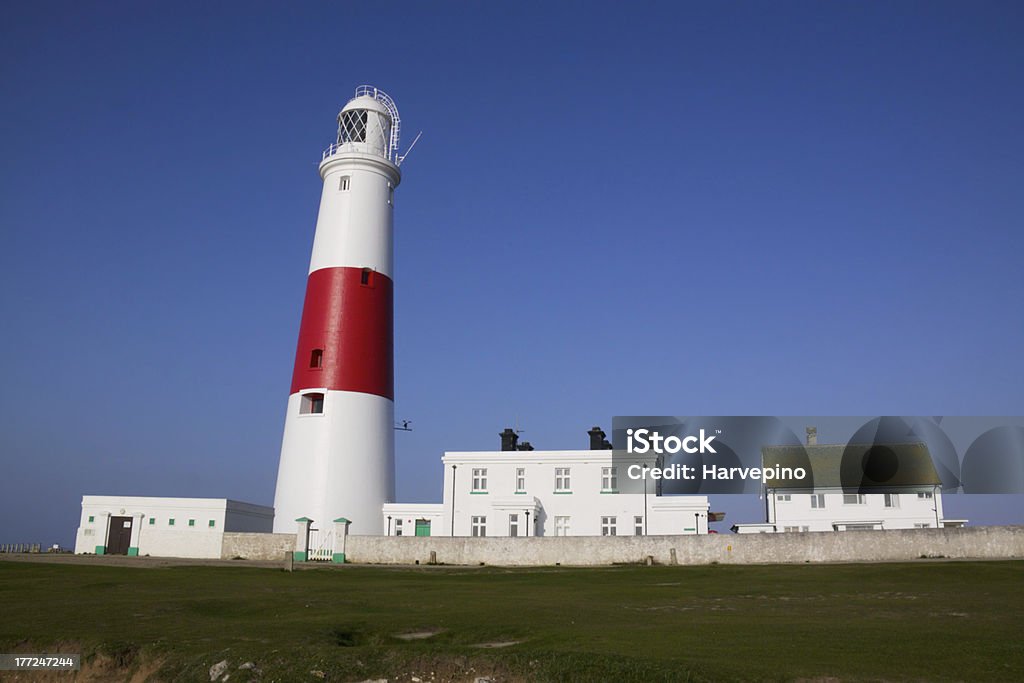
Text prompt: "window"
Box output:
[[884, 493, 900, 508], [601, 516, 617, 536], [784, 526, 800, 532], [515, 467, 526, 492], [360, 268, 374, 286], [88, 515, 94, 523], [310, 348, 323, 368], [776, 494, 791, 502], [554, 516, 571, 536], [471, 468, 488, 492], [169, 518, 175, 526], [914, 523, 931, 528], [300, 392, 325, 415], [149, 518, 156, 526], [601, 467, 617, 491], [509, 514, 519, 537], [387, 182, 394, 205], [339, 175, 350, 191], [208, 520, 216, 528], [395, 518, 403, 536], [810, 494, 826, 509], [339, 109, 368, 143], [844, 494, 866, 505], [845, 523, 875, 531], [471, 516, 487, 537], [634, 516, 644, 536], [555, 467, 571, 492], [918, 492, 933, 500]]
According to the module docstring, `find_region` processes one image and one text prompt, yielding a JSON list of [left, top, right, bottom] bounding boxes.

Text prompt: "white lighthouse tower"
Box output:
[[272, 86, 406, 535]]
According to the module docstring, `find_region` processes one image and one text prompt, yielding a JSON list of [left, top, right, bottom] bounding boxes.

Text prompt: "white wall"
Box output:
[[439, 451, 709, 538], [381, 503, 445, 537], [767, 488, 947, 531]]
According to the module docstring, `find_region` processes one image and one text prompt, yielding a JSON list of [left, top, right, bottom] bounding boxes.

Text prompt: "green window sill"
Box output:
[[600, 490, 620, 494], [553, 491, 573, 495], [470, 491, 489, 495]]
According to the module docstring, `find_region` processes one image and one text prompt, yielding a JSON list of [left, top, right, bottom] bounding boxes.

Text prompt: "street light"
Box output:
[[642, 463, 649, 536], [525, 510, 531, 537], [387, 515, 392, 536]]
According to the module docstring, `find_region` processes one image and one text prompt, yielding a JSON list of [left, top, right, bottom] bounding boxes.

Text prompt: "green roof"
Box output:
[[762, 442, 942, 490]]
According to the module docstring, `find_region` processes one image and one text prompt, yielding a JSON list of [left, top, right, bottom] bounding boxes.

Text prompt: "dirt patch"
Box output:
[[394, 630, 445, 640]]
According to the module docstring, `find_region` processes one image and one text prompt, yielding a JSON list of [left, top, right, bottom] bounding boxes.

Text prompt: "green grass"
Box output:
[[1, 560, 1022, 681]]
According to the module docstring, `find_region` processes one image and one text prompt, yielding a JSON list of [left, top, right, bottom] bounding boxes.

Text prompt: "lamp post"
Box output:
[[450, 464, 457, 536], [525, 510, 530, 537], [387, 515, 392, 536], [642, 463, 649, 536], [694, 512, 700, 535]]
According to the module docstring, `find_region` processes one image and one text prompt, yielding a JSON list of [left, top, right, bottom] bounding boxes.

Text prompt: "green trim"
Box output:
[[600, 490, 620, 494], [333, 517, 350, 524], [293, 551, 307, 562], [94, 546, 105, 555], [513, 491, 527, 494], [148, 518, 155, 525], [294, 516, 312, 522], [683, 527, 696, 532], [469, 491, 489, 495], [332, 552, 346, 564], [88, 516, 94, 523], [127, 547, 139, 557], [553, 491, 573, 494]]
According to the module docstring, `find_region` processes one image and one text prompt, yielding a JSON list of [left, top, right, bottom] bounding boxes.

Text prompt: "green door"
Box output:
[[415, 519, 431, 537]]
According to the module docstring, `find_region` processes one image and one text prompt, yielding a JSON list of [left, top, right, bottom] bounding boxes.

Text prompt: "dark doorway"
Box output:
[[106, 516, 133, 555]]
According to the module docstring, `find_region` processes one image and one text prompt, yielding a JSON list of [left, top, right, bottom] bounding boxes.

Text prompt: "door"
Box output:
[[414, 519, 431, 537], [106, 516, 133, 555]]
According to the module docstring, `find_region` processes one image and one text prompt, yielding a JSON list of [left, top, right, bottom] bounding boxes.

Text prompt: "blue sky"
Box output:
[[1, 1, 1021, 546]]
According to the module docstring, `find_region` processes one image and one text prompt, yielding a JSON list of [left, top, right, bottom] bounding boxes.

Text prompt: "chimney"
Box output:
[[806, 426, 817, 447], [500, 428, 519, 452], [517, 441, 534, 451], [588, 426, 612, 450]]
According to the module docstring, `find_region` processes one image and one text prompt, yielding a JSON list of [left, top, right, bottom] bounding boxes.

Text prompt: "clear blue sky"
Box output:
[[1, 1, 1021, 546]]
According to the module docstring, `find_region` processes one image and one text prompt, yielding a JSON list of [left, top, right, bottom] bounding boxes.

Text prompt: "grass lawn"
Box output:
[[0, 559, 1022, 681]]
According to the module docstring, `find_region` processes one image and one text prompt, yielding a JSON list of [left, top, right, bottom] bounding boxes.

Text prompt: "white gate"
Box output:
[[307, 528, 334, 561]]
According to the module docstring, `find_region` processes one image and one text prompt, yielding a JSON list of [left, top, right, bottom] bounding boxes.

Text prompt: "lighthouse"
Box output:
[[272, 86, 405, 535]]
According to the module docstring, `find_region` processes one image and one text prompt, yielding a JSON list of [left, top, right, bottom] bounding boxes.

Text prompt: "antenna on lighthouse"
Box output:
[[396, 131, 422, 167]]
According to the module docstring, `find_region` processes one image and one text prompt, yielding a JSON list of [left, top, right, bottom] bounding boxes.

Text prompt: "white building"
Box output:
[[381, 428, 710, 539], [74, 496, 274, 558], [732, 429, 967, 533]]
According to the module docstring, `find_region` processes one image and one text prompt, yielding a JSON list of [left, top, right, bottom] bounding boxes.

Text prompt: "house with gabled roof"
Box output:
[[732, 427, 968, 533]]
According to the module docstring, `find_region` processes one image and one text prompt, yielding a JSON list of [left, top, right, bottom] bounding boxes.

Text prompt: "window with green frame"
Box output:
[[208, 520, 216, 528], [149, 518, 156, 525]]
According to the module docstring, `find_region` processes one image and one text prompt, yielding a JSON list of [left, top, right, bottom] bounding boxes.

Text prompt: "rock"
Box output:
[[209, 660, 229, 681], [239, 662, 256, 671]]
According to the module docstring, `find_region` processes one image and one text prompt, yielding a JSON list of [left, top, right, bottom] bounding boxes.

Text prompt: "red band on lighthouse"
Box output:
[[289, 266, 393, 399]]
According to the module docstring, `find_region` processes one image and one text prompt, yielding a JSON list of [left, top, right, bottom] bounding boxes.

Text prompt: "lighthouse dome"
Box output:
[[335, 87, 399, 160]]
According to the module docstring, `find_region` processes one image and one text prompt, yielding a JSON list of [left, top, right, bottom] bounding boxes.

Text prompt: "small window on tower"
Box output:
[[310, 348, 323, 369], [339, 175, 350, 191], [360, 268, 374, 286], [387, 182, 393, 205], [300, 392, 325, 415]]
